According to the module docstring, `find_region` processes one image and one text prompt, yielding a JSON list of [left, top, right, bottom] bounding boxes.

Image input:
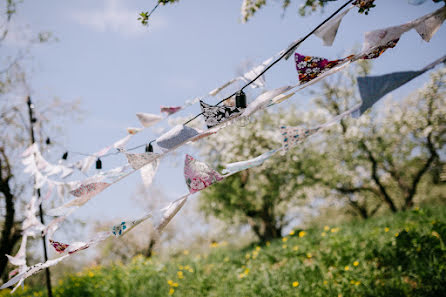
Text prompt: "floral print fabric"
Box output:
[[360, 39, 399, 60], [200, 100, 245, 129], [281, 126, 321, 151], [161, 106, 182, 115], [184, 155, 223, 194], [49, 239, 69, 253], [295, 53, 346, 83]]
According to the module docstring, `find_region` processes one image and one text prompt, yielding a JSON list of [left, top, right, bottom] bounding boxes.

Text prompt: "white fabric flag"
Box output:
[[315, 6, 353, 46], [136, 113, 163, 128], [140, 159, 160, 188], [243, 86, 294, 117]]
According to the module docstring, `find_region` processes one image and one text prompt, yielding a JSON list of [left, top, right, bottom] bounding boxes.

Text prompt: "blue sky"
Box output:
[[3, 0, 446, 226]]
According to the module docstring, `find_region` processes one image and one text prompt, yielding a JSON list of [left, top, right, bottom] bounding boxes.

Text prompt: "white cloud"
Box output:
[[71, 0, 166, 36]]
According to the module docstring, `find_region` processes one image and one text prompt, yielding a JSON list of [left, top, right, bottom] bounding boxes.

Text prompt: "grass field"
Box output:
[[4, 206, 446, 297]]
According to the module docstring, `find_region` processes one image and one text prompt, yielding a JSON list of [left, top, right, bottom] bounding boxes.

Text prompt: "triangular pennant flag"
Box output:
[[140, 159, 160, 188], [200, 100, 245, 128], [415, 7, 446, 42], [127, 127, 143, 135], [360, 39, 399, 60], [184, 155, 223, 194], [125, 152, 160, 170], [156, 195, 189, 232], [156, 125, 200, 150], [280, 126, 321, 151], [161, 106, 182, 115], [112, 214, 152, 237], [295, 53, 347, 83], [136, 113, 163, 128], [315, 6, 352, 46], [64, 182, 110, 207], [358, 70, 424, 114]]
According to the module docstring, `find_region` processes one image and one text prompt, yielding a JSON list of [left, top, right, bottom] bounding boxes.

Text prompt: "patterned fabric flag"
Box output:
[[184, 155, 223, 194], [127, 127, 143, 135], [161, 106, 182, 115], [360, 39, 399, 60], [125, 152, 160, 170], [200, 100, 245, 128], [49, 239, 70, 253], [156, 125, 200, 150], [280, 126, 321, 151], [65, 182, 110, 208], [295, 53, 347, 83], [111, 214, 152, 237]]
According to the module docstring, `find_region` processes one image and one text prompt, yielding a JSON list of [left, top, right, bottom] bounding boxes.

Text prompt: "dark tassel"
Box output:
[[96, 158, 102, 169], [235, 90, 247, 108], [62, 152, 68, 160], [46, 137, 51, 145]]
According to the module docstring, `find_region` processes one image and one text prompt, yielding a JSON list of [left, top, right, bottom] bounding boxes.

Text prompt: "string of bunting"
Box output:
[[2, 2, 446, 291]]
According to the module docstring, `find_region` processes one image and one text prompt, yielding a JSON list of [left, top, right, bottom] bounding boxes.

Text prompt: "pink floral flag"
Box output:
[[161, 106, 182, 115], [184, 155, 223, 194]]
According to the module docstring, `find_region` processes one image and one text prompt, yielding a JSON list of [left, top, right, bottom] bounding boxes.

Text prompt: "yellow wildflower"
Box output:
[[178, 265, 184, 270], [293, 246, 299, 251], [245, 253, 250, 259], [88, 271, 94, 277], [324, 226, 330, 231], [244, 268, 250, 275], [292, 281, 299, 287], [177, 271, 184, 279], [289, 230, 295, 236], [282, 244, 287, 249], [282, 237, 288, 242], [306, 253, 312, 258], [299, 231, 306, 238], [355, 281, 361, 286], [323, 280, 328, 285], [188, 268, 194, 273], [255, 246, 261, 251], [353, 261, 359, 267], [321, 232, 326, 237], [167, 280, 174, 286], [224, 257, 230, 262], [210, 242, 218, 248], [238, 273, 245, 279], [384, 227, 389, 232], [344, 266, 350, 271], [395, 232, 399, 237], [169, 288, 175, 295], [350, 280, 355, 284]]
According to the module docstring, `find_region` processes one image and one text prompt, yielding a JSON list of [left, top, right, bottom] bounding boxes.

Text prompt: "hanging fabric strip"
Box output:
[[140, 158, 160, 188], [222, 148, 280, 175], [242, 86, 295, 117], [136, 113, 163, 128], [357, 55, 446, 114]]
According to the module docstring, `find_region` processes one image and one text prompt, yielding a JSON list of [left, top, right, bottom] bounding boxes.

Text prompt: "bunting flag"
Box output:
[[315, 5, 353, 46], [136, 113, 163, 128], [295, 53, 348, 83], [184, 155, 223, 194], [156, 125, 200, 150], [140, 159, 160, 188], [281, 126, 321, 151], [242, 86, 295, 117], [358, 55, 446, 114], [161, 106, 182, 115], [127, 127, 143, 135], [408, 0, 445, 5], [156, 195, 189, 232], [363, 7, 446, 52], [222, 149, 280, 175], [124, 152, 160, 170], [359, 39, 399, 60], [112, 213, 152, 237], [200, 100, 245, 129]]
